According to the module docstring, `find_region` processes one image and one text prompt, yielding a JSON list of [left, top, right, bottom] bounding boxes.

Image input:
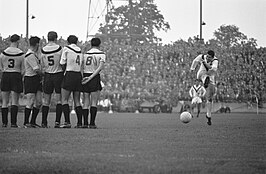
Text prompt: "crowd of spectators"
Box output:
[[0, 35, 265, 108]]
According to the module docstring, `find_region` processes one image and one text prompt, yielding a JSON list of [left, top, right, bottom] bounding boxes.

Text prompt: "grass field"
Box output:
[[0, 112, 265, 174]]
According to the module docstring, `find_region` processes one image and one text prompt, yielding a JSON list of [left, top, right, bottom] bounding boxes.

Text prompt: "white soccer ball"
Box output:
[[180, 111, 192, 124]]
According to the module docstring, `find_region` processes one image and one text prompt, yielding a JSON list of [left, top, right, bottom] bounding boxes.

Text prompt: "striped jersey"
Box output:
[[189, 85, 206, 98], [60, 44, 82, 72], [83, 48, 106, 73], [24, 49, 41, 76], [0, 47, 24, 73], [41, 42, 63, 73], [190, 54, 218, 84]]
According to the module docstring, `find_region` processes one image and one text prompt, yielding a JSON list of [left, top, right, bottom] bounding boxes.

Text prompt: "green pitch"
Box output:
[[0, 112, 265, 173]]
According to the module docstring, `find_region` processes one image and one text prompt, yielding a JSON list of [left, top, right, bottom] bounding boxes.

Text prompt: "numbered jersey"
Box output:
[[83, 48, 106, 73], [60, 44, 82, 72], [41, 43, 63, 73], [0, 47, 24, 73]]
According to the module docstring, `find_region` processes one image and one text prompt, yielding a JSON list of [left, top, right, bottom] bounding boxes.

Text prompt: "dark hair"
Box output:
[[48, 31, 58, 41], [91, 38, 101, 47], [67, 35, 78, 44], [10, 34, 20, 42], [29, 36, 40, 47], [207, 50, 215, 58]]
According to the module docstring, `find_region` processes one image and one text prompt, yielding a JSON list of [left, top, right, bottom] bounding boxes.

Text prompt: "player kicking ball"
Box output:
[[189, 79, 206, 118], [190, 50, 218, 125]]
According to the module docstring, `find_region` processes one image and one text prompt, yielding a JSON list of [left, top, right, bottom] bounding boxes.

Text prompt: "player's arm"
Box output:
[[201, 87, 207, 97], [0, 53, 3, 72], [189, 87, 193, 98], [82, 55, 105, 84], [20, 55, 25, 75], [60, 48, 67, 72], [27, 55, 42, 75], [190, 55, 202, 71]]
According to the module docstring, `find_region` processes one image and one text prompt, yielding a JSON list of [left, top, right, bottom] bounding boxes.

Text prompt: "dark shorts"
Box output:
[[24, 75, 43, 94], [61, 71, 82, 92], [43, 72, 64, 94], [1, 72, 23, 93], [82, 73, 102, 93]]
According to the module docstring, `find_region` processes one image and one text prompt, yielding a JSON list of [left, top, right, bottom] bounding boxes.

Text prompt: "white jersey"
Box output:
[[41, 42, 63, 73], [60, 44, 82, 72], [0, 47, 24, 73], [83, 48, 106, 73], [24, 49, 41, 77], [189, 85, 206, 104], [190, 54, 218, 85]]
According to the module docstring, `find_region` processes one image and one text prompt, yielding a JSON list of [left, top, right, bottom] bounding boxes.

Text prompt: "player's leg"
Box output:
[[82, 92, 90, 128], [89, 90, 100, 128], [60, 88, 71, 128], [205, 84, 215, 125], [1, 91, 10, 127], [24, 93, 35, 127], [42, 93, 51, 128], [53, 72, 64, 127], [73, 91, 83, 128], [197, 102, 202, 117], [10, 91, 20, 127], [30, 90, 42, 127]]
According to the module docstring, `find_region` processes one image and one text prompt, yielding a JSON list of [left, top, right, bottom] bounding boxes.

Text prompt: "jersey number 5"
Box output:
[[47, 55, 54, 66]]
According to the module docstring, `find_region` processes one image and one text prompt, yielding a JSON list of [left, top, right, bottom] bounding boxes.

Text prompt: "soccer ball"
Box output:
[[180, 111, 192, 124]]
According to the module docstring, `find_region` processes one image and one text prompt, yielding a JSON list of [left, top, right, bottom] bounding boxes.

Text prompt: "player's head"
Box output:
[[91, 38, 101, 47], [67, 35, 78, 44], [29, 36, 40, 51], [47, 31, 58, 42], [207, 50, 215, 58], [10, 34, 20, 43]]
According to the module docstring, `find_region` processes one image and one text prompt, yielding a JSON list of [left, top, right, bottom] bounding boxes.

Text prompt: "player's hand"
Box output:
[[82, 77, 90, 85]]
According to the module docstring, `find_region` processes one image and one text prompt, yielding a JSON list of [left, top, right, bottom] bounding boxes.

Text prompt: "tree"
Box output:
[[213, 25, 248, 48], [98, 0, 170, 43]]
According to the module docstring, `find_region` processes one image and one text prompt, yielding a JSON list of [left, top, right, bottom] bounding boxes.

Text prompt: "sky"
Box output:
[[0, 0, 266, 47]]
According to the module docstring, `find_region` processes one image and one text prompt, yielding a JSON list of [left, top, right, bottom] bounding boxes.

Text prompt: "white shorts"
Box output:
[[191, 97, 202, 104]]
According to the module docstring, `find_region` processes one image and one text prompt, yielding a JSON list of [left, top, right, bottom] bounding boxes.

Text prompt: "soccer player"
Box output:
[[60, 35, 83, 128], [189, 79, 206, 118], [82, 38, 106, 129], [190, 50, 218, 125], [41, 31, 63, 128], [0, 34, 24, 128], [23, 36, 43, 128]]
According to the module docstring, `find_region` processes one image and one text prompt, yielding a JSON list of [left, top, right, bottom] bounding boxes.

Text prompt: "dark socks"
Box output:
[[75, 106, 83, 125], [62, 104, 70, 123], [42, 106, 49, 125], [55, 104, 62, 123], [82, 109, 89, 126], [30, 107, 40, 124], [11, 105, 18, 125], [24, 108, 32, 125], [90, 106, 97, 126], [1, 107, 8, 125]]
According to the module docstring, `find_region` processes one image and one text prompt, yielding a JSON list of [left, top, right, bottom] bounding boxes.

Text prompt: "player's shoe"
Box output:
[[54, 122, 60, 128], [206, 115, 212, 125], [2, 124, 7, 128], [82, 125, 89, 128], [23, 123, 33, 128], [11, 124, 20, 128], [74, 124, 83, 128], [89, 124, 97, 129], [41, 123, 49, 128], [31, 123, 42, 128], [60, 123, 71, 128]]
